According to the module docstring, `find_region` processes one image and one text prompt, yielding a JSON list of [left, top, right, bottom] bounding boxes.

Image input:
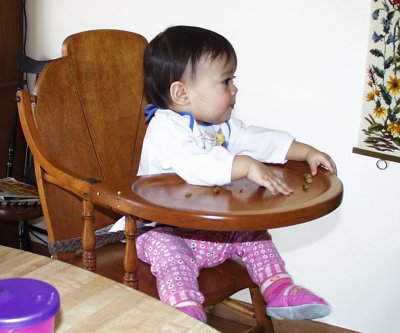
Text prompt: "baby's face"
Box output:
[[182, 54, 237, 124]]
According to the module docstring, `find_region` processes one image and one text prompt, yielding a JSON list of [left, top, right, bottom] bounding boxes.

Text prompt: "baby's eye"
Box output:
[[223, 76, 236, 85]]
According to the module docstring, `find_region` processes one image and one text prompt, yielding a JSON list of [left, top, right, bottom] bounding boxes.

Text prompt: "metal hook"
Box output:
[[376, 159, 388, 170]]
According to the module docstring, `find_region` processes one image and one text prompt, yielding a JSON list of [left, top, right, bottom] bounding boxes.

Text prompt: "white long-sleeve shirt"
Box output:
[[138, 108, 294, 185], [111, 108, 294, 231]]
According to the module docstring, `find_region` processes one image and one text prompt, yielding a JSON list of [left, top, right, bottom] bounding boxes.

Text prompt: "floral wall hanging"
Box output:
[[353, 0, 400, 164]]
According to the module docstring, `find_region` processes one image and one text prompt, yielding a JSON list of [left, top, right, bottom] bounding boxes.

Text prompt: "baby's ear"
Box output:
[[170, 81, 189, 106]]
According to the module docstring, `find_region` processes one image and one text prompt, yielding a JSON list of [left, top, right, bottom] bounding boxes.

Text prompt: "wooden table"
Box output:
[[0, 245, 218, 333], [90, 161, 343, 231]]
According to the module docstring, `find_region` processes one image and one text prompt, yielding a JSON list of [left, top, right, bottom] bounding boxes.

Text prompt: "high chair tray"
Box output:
[[91, 160, 343, 231]]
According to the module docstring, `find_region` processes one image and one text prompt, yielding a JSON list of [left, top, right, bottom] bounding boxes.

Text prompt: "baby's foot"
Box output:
[[266, 285, 331, 320]]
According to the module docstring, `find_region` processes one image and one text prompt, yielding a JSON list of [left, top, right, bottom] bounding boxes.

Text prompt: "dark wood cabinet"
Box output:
[[0, 0, 25, 179]]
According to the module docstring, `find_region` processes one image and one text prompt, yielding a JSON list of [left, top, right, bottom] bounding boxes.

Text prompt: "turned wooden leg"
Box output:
[[81, 199, 96, 271], [123, 215, 138, 288], [250, 287, 275, 333]]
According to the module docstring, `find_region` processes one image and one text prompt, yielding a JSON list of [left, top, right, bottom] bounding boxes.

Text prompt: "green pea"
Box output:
[[213, 186, 221, 195], [303, 173, 313, 184]]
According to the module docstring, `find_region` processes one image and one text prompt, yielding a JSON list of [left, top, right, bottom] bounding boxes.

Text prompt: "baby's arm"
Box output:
[[232, 155, 293, 195], [285, 141, 336, 176], [231, 141, 336, 196]]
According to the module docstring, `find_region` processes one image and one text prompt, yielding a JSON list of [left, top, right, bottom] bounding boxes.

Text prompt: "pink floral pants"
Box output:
[[136, 226, 286, 308]]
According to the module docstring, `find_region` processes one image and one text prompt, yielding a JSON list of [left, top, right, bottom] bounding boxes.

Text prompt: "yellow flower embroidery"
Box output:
[[366, 91, 375, 101], [366, 89, 380, 102], [373, 106, 387, 118], [386, 75, 400, 95], [388, 122, 400, 137]]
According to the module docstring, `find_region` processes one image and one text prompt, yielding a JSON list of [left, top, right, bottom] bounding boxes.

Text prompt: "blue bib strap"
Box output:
[[144, 105, 231, 139], [144, 105, 195, 130], [200, 121, 230, 134], [144, 104, 158, 122], [179, 111, 195, 130], [226, 121, 231, 137]]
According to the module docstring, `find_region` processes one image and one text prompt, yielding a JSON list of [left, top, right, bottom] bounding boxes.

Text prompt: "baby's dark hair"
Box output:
[[144, 25, 237, 109]]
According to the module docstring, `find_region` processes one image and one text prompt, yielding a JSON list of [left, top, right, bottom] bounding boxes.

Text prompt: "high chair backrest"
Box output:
[[27, 30, 148, 251]]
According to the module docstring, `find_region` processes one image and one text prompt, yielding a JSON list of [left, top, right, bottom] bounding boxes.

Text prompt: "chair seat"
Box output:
[[62, 241, 257, 306]]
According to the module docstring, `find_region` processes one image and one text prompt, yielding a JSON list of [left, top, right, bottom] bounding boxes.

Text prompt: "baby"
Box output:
[[121, 25, 336, 322]]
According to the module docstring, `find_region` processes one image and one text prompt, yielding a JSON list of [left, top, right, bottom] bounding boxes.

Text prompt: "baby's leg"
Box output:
[[232, 231, 331, 320], [137, 227, 206, 322]]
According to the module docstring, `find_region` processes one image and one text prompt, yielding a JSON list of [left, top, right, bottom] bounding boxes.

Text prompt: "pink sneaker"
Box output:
[[266, 285, 331, 320], [177, 305, 207, 322]]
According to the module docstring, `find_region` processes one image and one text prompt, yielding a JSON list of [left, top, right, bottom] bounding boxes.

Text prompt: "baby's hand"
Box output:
[[305, 149, 337, 176], [247, 160, 293, 195]]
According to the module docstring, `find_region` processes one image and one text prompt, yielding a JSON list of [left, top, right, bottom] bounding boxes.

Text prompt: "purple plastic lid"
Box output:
[[0, 278, 60, 329]]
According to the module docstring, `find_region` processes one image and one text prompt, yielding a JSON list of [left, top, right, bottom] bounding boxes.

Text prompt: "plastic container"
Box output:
[[0, 278, 60, 333]]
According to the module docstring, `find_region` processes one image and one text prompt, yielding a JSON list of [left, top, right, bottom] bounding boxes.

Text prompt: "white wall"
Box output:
[[26, 1, 399, 332]]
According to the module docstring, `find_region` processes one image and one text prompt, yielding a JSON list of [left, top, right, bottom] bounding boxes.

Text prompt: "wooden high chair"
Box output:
[[16, 29, 274, 332]]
